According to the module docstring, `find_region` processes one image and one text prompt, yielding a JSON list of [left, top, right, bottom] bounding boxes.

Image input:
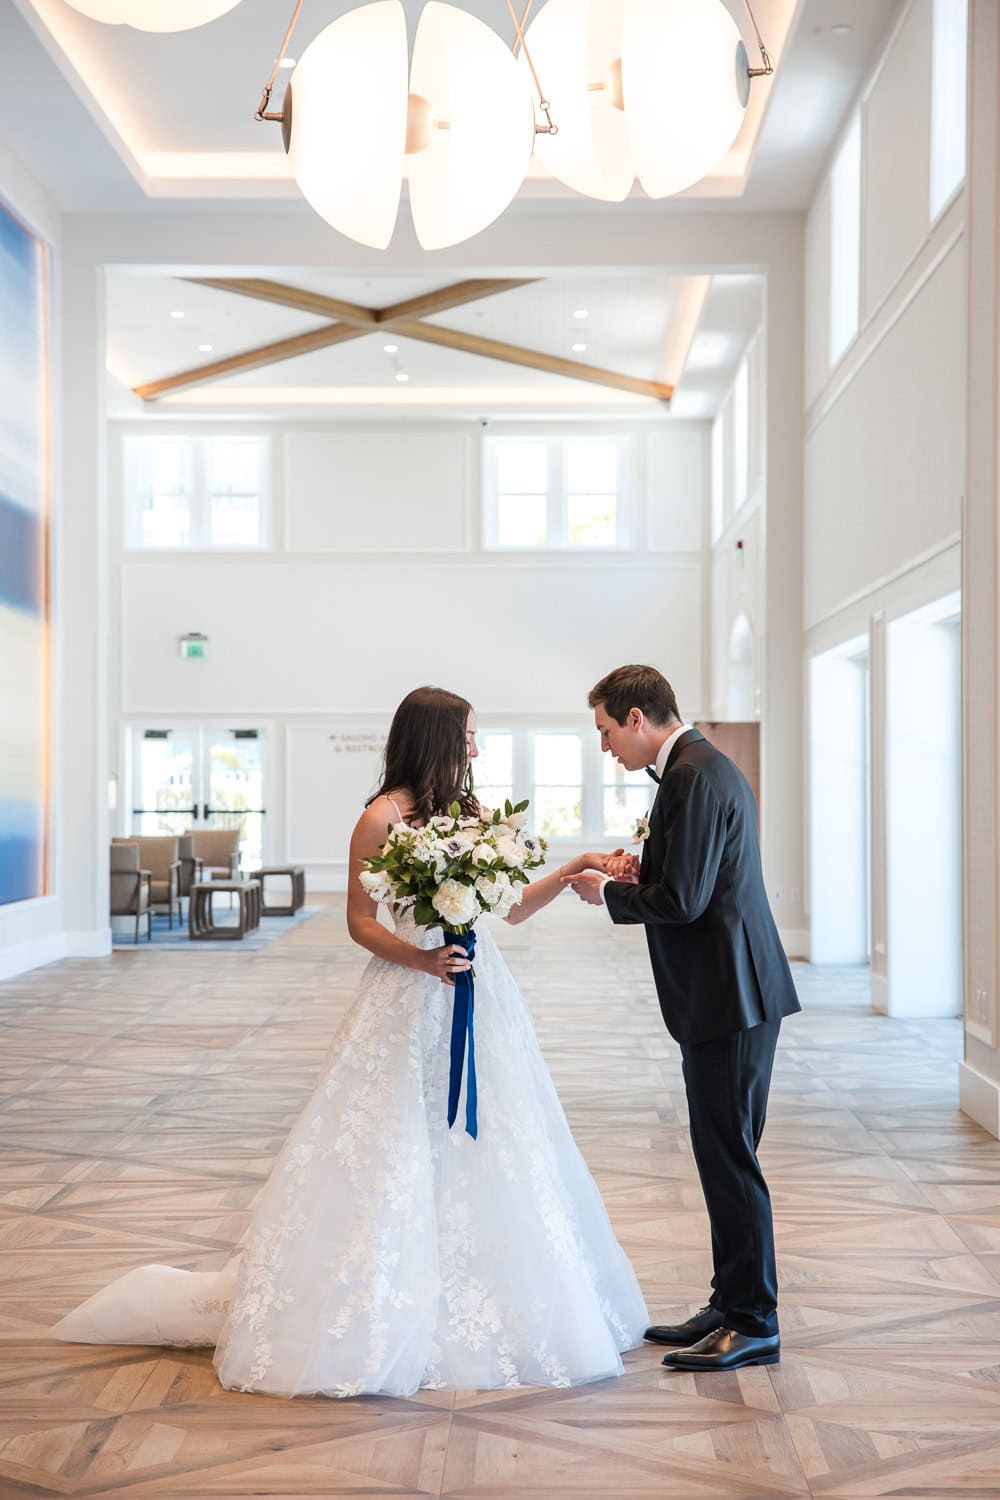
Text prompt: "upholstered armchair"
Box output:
[[175, 833, 202, 911], [186, 828, 241, 882], [113, 835, 181, 928], [109, 842, 151, 943]]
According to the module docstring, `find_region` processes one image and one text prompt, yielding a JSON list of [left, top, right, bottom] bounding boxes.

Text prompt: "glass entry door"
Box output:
[[131, 726, 266, 870]]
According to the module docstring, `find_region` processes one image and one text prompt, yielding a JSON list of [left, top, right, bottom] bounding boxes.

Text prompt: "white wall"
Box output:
[[803, 0, 967, 976], [110, 418, 709, 887], [0, 141, 65, 980], [710, 333, 765, 721]]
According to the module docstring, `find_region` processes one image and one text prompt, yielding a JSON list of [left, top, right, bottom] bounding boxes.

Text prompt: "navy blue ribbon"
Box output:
[[445, 928, 478, 1139]]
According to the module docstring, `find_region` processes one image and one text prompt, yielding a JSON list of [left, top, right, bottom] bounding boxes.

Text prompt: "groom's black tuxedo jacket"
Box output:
[[604, 729, 800, 1045]]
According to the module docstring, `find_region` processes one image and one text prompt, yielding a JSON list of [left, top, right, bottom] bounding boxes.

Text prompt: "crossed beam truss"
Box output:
[[133, 276, 674, 405]]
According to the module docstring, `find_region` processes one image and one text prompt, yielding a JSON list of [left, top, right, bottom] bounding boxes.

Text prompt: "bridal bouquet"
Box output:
[[360, 801, 546, 1140], [360, 800, 547, 931]]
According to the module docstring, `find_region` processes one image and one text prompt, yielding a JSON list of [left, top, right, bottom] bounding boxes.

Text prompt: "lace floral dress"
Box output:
[[54, 906, 648, 1398]]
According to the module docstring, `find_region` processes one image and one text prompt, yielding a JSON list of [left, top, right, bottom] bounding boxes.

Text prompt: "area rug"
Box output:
[[112, 905, 320, 950]]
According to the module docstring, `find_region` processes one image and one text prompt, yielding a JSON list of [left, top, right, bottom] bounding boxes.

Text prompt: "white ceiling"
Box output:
[[106, 269, 765, 420], [1, 0, 894, 421], [4, 0, 901, 211]]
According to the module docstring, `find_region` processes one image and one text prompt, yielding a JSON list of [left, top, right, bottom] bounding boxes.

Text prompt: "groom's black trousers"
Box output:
[[680, 1019, 780, 1339]]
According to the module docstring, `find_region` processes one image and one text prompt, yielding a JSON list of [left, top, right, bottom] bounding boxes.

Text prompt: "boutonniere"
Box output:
[[632, 814, 651, 845]]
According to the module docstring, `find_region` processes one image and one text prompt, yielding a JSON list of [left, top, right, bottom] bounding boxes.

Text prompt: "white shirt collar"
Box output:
[[653, 723, 692, 780]]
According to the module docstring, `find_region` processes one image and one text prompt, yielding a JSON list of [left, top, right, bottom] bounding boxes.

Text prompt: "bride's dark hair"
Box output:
[[367, 686, 479, 826]]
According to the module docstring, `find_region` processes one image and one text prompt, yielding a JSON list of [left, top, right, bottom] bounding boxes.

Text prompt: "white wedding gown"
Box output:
[[53, 906, 648, 1398]]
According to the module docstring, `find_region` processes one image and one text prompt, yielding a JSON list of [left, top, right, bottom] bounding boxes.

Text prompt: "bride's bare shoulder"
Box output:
[[359, 790, 414, 831]]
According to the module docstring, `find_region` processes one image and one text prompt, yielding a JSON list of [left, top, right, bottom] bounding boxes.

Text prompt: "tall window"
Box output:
[[732, 357, 750, 513], [710, 410, 725, 544], [829, 112, 862, 368], [485, 435, 627, 548], [495, 441, 548, 546], [602, 757, 651, 839], [475, 731, 514, 815], [930, 0, 969, 220], [124, 435, 270, 550], [533, 733, 583, 839]]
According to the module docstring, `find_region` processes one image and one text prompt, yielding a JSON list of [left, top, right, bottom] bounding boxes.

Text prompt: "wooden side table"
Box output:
[[254, 866, 306, 917], [189, 880, 261, 940]]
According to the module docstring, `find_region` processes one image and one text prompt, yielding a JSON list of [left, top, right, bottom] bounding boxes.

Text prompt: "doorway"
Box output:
[[885, 593, 961, 1017], [809, 636, 871, 965], [129, 726, 266, 872]]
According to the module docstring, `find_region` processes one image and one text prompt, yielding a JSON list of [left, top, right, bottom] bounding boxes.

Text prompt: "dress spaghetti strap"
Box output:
[[386, 795, 405, 823]]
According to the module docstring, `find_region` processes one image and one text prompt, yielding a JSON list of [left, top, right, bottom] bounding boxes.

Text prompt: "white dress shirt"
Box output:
[[599, 723, 692, 907]]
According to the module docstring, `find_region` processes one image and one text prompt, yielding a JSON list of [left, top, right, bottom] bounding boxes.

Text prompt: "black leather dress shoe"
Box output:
[[661, 1326, 780, 1371], [644, 1305, 724, 1346]]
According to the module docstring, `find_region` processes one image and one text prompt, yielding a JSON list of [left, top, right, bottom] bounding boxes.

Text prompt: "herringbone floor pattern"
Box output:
[[0, 896, 994, 1499]]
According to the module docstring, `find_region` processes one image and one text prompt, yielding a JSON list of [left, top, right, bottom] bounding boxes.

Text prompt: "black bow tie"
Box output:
[[646, 766, 661, 784]]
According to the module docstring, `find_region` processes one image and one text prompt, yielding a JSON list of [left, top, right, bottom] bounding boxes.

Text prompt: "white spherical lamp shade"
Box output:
[[522, 0, 633, 202], [623, 0, 748, 199], [64, 0, 242, 30], [286, 1, 408, 251], [408, 2, 535, 250]]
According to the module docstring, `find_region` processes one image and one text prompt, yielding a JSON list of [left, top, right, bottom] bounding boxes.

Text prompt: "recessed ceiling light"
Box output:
[[383, 343, 399, 353], [395, 371, 409, 383], [198, 343, 213, 353], [170, 310, 185, 319], [279, 56, 296, 67], [830, 23, 852, 34], [573, 309, 589, 320], [572, 342, 587, 353]]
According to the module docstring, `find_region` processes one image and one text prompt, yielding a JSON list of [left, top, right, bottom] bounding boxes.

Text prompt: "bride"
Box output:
[[54, 686, 648, 1398]]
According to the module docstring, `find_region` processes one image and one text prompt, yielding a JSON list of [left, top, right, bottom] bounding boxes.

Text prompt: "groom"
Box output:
[[565, 664, 800, 1371]]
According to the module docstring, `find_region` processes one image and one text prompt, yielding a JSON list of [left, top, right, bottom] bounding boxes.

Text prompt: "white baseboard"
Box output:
[[0, 933, 67, 982], [959, 1061, 1000, 1140], [780, 928, 810, 961], [0, 926, 114, 983], [65, 928, 113, 958]]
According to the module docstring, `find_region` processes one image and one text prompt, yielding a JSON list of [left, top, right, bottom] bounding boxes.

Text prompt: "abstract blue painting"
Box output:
[[0, 198, 50, 906]]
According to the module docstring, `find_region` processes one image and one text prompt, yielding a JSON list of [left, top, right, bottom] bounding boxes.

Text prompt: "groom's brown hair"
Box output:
[[588, 665, 680, 727]]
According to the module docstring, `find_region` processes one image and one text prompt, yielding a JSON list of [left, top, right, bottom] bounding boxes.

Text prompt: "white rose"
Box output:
[[473, 843, 496, 865], [359, 869, 392, 903], [494, 883, 522, 919], [431, 878, 478, 927], [476, 875, 502, 907], [495, 836, 528, 869], [503, 810, 528, 830]]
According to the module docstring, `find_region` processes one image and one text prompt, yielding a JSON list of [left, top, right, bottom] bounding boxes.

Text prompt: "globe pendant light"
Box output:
[[523, 0, 759, 202], [408, 2, 536, 250], [285, 1, 409, 251], [624, 0, 749, 199], [522, 0, 632, 203], [282, 0, 535, 250], [64, 0, 242, 31]]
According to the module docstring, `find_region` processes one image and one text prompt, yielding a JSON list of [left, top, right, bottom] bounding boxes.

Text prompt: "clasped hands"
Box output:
[[560, 848, 640, 906]]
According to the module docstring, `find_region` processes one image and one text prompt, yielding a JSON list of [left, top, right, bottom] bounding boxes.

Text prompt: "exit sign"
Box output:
[[179, 633, 208, 660]]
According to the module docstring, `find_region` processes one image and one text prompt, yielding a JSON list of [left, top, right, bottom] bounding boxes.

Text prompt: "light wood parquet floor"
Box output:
[[0, 895, 995, 1500]]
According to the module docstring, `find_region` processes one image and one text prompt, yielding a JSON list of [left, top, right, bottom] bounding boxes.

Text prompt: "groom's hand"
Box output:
[[561, 869, 609, 906], [605, 852, 640, 882]]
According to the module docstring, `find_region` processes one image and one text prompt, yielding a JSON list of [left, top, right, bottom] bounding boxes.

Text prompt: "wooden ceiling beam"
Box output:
[[183, 276, 536, 329], [185, 277, 378, 326], [134, 322, 366, 401], [136, 275, 671, 404], [391, 320, 674, 402]]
